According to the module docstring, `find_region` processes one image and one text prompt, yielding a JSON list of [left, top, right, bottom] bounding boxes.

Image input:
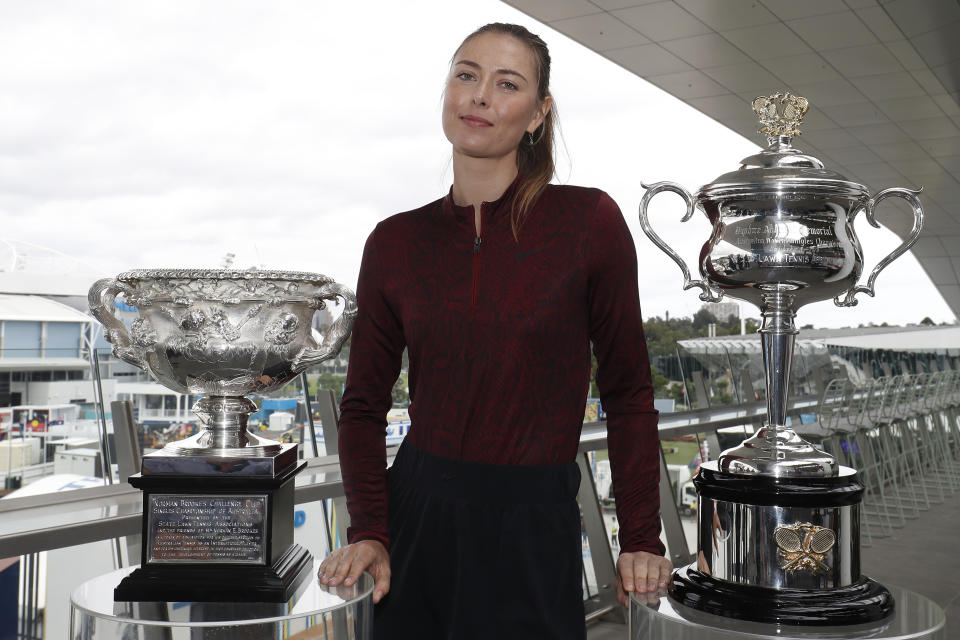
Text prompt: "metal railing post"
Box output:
[[315, 389, 348, 550], [576, 452, 620, 622], [658, 444, 693, 569]]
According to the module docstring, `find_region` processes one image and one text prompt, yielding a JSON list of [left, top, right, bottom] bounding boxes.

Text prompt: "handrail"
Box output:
[[0, 452, 374, 558], [0, 396, 824, 559], [18, 368, 959, 563]]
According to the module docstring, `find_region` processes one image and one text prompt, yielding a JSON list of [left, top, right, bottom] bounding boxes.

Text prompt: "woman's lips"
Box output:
[[461, 115, 493, 127]]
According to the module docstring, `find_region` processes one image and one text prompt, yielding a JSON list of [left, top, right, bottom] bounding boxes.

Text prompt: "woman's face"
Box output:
[[442, 32, 550, 162]]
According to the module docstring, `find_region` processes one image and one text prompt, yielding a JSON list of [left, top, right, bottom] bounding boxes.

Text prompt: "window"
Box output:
[[4, 321, 42, 357], [46, 322, 83, 357]]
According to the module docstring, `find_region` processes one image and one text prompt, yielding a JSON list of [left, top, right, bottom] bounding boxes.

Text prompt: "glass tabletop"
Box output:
[[630, 584, 945, 640], [71, 562, 372, 627]]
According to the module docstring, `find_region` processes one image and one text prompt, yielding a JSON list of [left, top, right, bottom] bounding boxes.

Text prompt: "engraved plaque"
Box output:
[[146, 494, 267, 564]]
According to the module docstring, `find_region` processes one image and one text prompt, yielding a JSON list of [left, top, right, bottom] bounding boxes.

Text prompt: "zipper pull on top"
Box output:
[[474, 237, 482, 254]]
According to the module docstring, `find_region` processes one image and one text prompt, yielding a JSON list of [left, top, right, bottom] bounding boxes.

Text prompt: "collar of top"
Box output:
[[442, 172, 524, 221]]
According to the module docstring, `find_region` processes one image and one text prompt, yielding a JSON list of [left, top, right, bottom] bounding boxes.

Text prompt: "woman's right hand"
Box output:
[[318, 540, 391, 604]]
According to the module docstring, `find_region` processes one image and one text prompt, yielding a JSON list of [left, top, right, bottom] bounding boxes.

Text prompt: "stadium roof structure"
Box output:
[[680, 323, 960, 353], [0, 294, 93, 324], [0, 239, 103, 298], [503, 0, 960, 317]]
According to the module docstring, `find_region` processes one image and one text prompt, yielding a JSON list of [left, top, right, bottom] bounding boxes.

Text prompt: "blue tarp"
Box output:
[[261, 398, 299, 411]]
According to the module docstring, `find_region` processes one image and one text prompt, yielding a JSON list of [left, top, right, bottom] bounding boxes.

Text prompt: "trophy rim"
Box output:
[[117, 268, 337, 284], [697, 178, 869, 202]]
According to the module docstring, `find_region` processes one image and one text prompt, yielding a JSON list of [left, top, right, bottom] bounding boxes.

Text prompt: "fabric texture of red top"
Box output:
[[338, 178, 665, 556]]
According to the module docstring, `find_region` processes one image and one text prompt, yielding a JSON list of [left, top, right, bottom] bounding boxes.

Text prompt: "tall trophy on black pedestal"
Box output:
[[639, 93, 923, 624], [89, 269, 356, 602]]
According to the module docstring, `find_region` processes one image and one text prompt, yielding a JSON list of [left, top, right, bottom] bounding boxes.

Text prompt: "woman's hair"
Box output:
[[454, 23, 555, 238]]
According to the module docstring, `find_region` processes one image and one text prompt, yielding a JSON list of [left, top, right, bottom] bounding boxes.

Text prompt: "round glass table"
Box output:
[[630, 584, 945, 640], [70, 563, 373, 639]]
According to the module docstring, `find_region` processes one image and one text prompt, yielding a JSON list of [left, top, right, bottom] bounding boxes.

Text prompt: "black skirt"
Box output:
[[374, 440, 586, 640]]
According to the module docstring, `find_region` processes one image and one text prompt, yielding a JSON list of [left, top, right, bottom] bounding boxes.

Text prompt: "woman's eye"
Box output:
[[501, 81, 518, 91], [456, 72, 474, 81]]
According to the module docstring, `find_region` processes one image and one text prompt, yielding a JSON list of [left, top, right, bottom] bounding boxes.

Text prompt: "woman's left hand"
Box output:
[[615, 551, 672, 607]]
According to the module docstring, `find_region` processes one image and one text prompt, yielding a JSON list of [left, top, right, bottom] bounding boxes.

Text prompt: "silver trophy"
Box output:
[[88, 269, 357, 602], [639, 93, 921, 624]]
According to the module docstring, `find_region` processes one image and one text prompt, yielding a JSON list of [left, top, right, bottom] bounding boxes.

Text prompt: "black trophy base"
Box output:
[[116, 459, 310, 603], [670, 565, 894, 625], [114, 543, 312, 603]]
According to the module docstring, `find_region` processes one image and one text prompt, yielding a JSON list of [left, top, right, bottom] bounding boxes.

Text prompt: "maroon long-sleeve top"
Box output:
[[338, 178, 664, 556]]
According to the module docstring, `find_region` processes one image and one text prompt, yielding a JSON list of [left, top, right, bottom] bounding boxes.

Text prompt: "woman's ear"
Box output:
[[527, 95, 553, 134]]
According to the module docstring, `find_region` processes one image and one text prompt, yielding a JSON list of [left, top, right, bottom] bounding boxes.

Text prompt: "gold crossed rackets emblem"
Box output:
[[774, 523, 836, 575]]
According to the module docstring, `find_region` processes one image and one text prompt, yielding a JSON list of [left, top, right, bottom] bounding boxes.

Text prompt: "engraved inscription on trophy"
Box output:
[[147, 494, 267, 564]]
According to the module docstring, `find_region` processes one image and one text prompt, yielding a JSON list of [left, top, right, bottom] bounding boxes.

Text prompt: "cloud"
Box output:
[[0, 0, 953, 329]]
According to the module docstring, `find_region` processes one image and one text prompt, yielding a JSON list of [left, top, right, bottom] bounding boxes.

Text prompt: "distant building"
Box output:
[[312, 307, 334, 333], [0, 294, 93, 408], [0, 240, 190, 424], [701, 301, 740, 323]]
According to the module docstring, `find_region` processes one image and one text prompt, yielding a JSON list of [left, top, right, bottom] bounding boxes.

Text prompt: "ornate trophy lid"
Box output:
[[117, 268, 335, 284], [113, 268, 339, 306], [698, 92, 869, 201]]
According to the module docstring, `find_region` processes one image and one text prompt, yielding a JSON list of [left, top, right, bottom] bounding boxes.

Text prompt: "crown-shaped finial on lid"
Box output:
[[752, 92, 809, 139]]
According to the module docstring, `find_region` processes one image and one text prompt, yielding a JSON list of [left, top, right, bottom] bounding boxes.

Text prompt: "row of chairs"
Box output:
[[818, 371, 960, 431], [816, 372, 960, 545]]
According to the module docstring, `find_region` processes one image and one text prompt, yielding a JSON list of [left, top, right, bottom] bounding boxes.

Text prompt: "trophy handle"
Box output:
[[87, 277, 147, 368], [639, 181, 724, 303], [294, 282, 358, 370], [834, 187, 924, 307]]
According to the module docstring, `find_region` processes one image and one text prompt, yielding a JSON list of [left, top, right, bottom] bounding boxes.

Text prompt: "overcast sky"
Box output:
[[0, 0, 954, 328]]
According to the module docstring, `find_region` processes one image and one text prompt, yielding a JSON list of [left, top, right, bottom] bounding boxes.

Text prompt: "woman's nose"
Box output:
[[473, 84, 489, 106]]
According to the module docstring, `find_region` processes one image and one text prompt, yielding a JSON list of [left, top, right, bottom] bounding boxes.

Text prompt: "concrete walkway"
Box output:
[[861, 488, 960, 639]]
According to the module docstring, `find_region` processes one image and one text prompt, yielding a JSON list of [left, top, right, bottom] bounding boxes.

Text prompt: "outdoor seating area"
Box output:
[[818, 371, 960, 546]]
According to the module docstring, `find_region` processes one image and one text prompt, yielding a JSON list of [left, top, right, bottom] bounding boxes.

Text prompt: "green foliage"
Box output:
[[311, 373, 347, 403], [692, 308, 717, 331], [666, 381, 688, 406], [643, 312, 758, 358], [650, 365, 670, 396], [661, 440, 701, 466], [392, 373, 409, 407]]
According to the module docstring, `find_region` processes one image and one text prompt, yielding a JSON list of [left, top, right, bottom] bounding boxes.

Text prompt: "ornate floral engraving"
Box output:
[[130, 318, 158, 348], [118, 269, 335, 307], [264, 313, 300, 345]]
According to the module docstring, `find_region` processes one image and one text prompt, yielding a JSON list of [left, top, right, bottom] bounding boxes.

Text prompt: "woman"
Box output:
[[318, 22, 670, 638]]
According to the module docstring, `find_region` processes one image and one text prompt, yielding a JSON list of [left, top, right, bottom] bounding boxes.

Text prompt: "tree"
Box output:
[[715, 379, 733, 405], [650, 365, 670, 397], [692, 309, 718, 331], [920, 316, 935, 326], [313, 373, 347, 403], [391, 375, 409, 407], [667, 382, 688, 407]]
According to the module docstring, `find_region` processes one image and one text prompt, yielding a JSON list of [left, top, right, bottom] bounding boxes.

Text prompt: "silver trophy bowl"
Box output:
[[640, 93, 923, 478], [640, 93, 918, 623], [89, 269, 357, 461]]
